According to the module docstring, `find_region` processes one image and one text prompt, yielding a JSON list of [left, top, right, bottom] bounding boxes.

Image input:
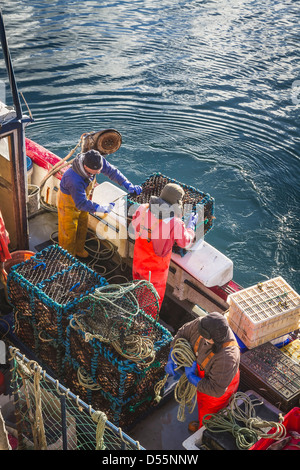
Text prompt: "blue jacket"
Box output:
[[60, 157, 128, 213]]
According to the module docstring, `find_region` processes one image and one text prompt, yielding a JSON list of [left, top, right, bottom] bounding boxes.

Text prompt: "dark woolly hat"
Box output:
[[83, 149, 103, 170], [198, 312, 229, 344]]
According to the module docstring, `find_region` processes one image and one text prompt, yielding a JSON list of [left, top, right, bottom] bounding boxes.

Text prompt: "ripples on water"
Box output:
[[1, 0, 299, 290]]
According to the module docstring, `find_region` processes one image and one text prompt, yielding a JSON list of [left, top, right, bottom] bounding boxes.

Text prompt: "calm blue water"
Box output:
[[1, 0, 299, 291]]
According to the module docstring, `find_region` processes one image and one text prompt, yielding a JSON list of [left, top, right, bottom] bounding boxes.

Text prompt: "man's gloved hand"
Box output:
[[95, 202, 115, 214], [186, 212, 199, 231], [185, 361, 201, 387], [165, 349, 182, 379], [123, 181, 142, 195]]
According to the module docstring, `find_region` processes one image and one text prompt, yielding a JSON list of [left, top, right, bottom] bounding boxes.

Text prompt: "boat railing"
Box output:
[[8, 346, 144, 451]]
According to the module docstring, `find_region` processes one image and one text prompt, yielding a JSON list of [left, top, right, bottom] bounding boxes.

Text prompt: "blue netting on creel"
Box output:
[[7, 244, 107, 376]]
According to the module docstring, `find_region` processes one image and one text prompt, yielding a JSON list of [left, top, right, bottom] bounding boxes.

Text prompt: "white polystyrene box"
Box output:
[[91, 182, 128, 256], [171, 240, 233, 287], [92, 181, 127, 223]]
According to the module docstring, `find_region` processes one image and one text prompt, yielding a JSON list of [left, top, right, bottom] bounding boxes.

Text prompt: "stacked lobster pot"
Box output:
[[63, 280, 173, 428], [7, 244, 107, 378], [127, 172, 215, 255]]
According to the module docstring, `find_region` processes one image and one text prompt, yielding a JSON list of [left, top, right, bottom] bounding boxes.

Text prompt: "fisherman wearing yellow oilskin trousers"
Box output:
[[57, 149, 142, 258]]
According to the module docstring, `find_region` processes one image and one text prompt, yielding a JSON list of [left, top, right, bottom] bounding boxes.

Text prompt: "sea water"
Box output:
[[1, 0, 299, 291]]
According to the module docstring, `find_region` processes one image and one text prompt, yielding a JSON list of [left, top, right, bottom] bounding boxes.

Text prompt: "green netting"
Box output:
[[9, 347, 144, 450], [71, 280, 160, 345]]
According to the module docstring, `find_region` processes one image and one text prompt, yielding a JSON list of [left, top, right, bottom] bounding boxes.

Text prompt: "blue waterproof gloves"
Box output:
[[123, 181, 142, 195], [95, 202, 115, 214], [165, 349, 182, 380], [185, 361, 202, 387], [186, 212, 199, 231]]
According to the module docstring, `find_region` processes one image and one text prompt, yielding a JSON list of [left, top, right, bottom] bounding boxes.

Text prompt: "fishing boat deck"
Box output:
[[14, 209, 200, 450], [1, 209, 297, 451], [129, 382, 199, 450]]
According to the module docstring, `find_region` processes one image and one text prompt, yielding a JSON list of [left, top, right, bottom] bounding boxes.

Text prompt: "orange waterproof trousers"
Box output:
[[196, 366, 240, 428], [132, 237, 171, 308]]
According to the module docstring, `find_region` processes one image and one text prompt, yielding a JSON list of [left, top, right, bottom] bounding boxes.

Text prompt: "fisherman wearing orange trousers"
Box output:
[[58, 149, 141, 258], [130, 183, 197, 309], [166, 312, 240, 432]]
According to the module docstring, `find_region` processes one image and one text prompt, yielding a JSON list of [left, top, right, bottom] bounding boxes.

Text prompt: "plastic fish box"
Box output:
[[239, 342, 300, 412], [280, 339, 300, 365], [227, 277, 300, 349]]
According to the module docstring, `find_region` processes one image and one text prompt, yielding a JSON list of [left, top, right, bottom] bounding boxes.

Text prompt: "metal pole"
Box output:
[[0, 9, 30, 250], [60, 394, 68, 450], [0, 9, 22, 119]]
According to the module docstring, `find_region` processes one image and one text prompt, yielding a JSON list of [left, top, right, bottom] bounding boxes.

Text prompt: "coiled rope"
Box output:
[[71, 281, 157, 363], [66, 370, 108, 450], [10, 352, 47, 450], [203, 392, 286, 450], [171, 338, 197, 422], [154, 338, 197, 422], [77, 367, 102, 391], [38, 135, 84, 211], [89, 282, 143, 316], [112, 335, 155, 364], [8, 348, 121, 451]]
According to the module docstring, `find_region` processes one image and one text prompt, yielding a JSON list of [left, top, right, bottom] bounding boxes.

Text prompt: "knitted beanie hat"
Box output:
[[198, 312, 229, 343], [160, 183, 184, 207], [83, 149, 103, 170]]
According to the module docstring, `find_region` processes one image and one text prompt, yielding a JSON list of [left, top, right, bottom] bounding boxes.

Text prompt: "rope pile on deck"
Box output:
[[202, 392, 286, 450]]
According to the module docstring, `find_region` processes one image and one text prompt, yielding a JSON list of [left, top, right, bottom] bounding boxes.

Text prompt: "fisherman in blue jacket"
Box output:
[[57, 149, 141, 258]]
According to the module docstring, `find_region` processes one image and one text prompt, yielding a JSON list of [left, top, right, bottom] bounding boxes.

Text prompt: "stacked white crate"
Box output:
[[226, 277, 300, 349]]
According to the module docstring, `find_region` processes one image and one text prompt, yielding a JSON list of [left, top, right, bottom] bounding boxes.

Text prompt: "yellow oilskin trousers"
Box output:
[[57, 189, 89, 256]]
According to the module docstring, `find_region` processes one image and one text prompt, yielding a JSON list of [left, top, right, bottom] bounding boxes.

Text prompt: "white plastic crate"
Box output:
[[227, 277, 300, 349]]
